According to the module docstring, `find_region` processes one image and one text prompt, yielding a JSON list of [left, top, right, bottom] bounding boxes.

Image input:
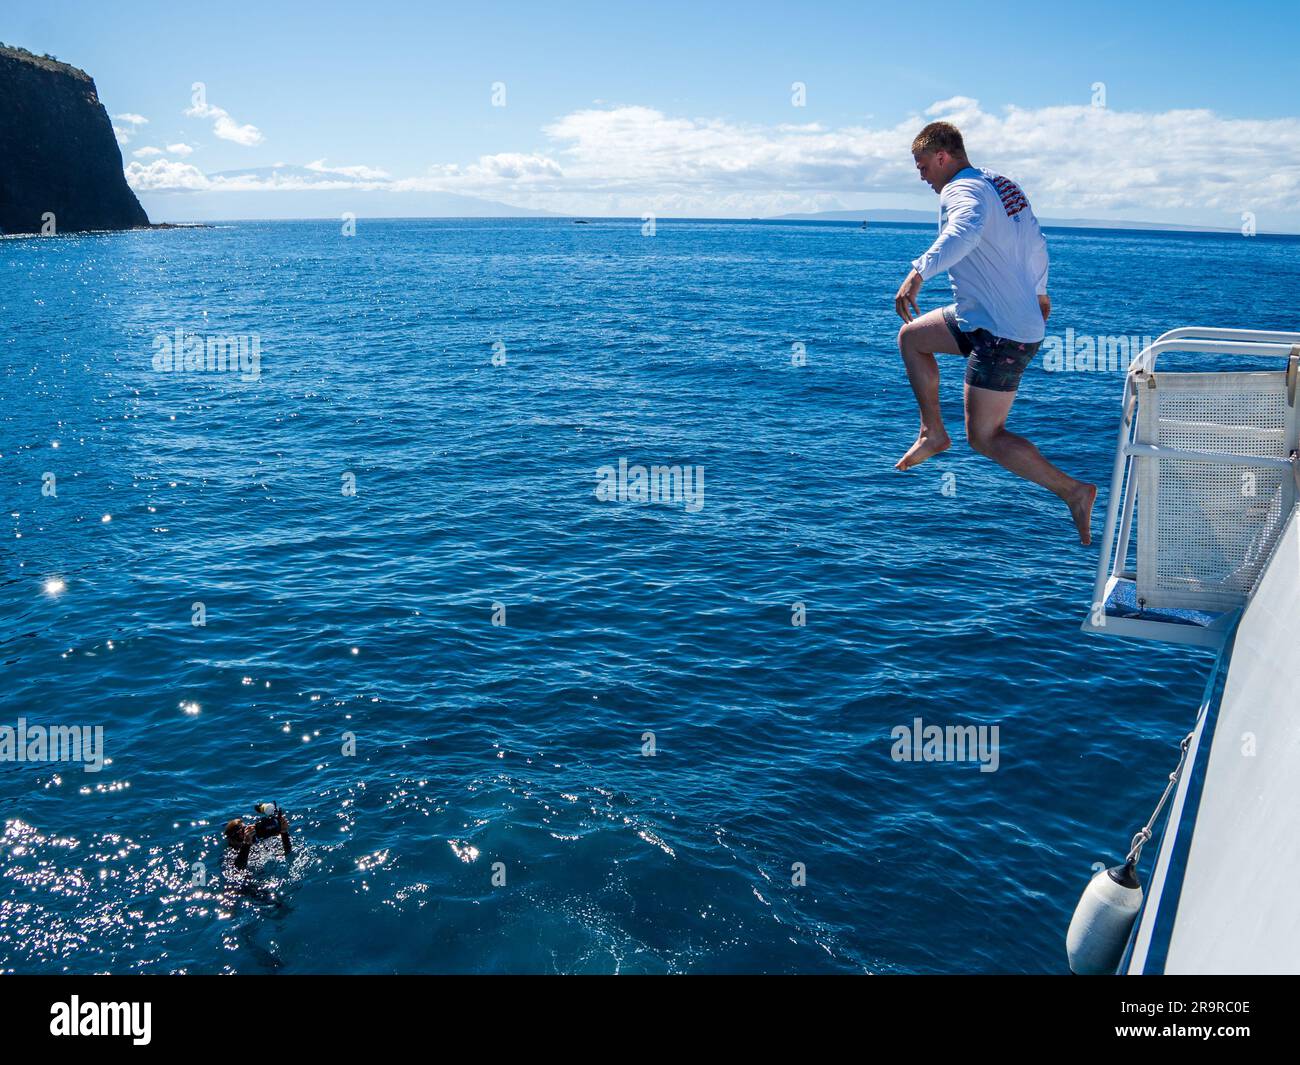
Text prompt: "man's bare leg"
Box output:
[[895, 308, 965, 471], [964, 383, 1097, 544]]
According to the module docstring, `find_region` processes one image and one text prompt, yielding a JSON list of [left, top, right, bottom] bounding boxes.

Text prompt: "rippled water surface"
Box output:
[[3, 218, 1297, 973]]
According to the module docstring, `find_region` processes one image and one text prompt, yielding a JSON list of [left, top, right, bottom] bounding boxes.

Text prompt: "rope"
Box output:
[[1125, 730, 1196, 868]]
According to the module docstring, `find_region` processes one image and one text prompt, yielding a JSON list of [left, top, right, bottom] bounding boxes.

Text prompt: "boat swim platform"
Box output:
[[1082, 326, 1300, 651], [1090, 575, 1239, 649]]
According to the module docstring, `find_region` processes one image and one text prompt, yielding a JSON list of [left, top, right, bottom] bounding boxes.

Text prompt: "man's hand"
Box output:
[[894, 269, 923, 322], [1038, 294, 1051, 322]]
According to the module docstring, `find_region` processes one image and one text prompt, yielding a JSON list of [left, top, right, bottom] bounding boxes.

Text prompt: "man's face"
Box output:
[[914, 150, 952, 193]]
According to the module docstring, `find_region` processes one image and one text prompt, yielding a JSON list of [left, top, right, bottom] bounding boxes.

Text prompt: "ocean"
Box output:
[[2, 217, 1297, 974]]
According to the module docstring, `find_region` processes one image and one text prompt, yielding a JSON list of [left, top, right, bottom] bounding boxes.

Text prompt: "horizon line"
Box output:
[[118, 215, 1297, 238]]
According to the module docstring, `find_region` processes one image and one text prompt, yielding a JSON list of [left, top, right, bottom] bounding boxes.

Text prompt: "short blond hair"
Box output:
[[911, 121, 966, 157]]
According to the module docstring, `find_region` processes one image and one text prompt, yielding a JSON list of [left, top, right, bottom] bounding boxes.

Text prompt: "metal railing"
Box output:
[[1087, 327, 1300, 645]]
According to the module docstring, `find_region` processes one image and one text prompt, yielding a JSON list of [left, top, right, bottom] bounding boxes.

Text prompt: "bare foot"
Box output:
[[1067, 482, 1097, 544], [894, 430, 951, 471]]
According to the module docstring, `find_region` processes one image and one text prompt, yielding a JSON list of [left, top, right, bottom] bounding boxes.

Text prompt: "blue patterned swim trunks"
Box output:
[[942, 304, 1041, 393]]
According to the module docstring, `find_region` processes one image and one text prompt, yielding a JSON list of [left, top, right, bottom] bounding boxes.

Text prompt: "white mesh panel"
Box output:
[[1136, 371, 1295, 611]]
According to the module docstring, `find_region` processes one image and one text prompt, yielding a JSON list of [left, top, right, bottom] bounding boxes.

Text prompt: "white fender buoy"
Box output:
[[1066, 862, 1143, 975]]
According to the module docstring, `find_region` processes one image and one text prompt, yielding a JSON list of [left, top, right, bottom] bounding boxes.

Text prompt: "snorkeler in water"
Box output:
[[224, 803, 292, 870]]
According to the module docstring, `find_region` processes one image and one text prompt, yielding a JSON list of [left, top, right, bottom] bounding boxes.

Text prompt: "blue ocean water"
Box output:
[[2, 218, 1296, 974]]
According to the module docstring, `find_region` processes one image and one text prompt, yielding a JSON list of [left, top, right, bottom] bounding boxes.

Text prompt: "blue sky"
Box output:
[[5, 0, 1299, 227]]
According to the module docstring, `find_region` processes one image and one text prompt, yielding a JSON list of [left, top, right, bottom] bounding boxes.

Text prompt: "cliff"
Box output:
[[0, 44, 150, 234]]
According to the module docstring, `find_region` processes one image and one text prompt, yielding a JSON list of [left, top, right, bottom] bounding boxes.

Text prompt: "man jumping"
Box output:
[[893, 121, 1095, 545]]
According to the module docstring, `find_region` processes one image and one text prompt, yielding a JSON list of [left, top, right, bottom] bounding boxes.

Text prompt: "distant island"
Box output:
[[769, 208, 1240, 235], [0, 43, 150, 234]]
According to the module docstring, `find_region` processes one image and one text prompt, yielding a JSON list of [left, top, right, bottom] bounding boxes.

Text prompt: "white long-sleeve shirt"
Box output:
[[911, 166, 1049, 343]]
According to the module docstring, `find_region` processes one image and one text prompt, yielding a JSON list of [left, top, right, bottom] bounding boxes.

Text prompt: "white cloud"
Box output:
[[305, 158, 391, 181], [125, 159, 211, 191], [184, 100, 264, 146], [418, 152, 563, 185], [411, 99, 1300, 221], [112, 113, 148, 145], [127, 97, 1300, 226], [397, 105, 911, 215], [133, 144, 193, 160], [126, 161, 389, 193], [925, 97, 981, 119]]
